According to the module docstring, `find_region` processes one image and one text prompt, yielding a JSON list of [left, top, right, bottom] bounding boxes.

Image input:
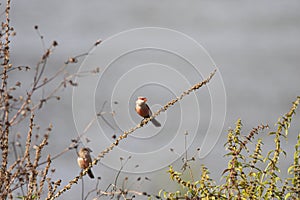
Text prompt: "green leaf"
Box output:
[[268, 132, 276, 135], [285, 193, 291, 200], [287, 165, 295, 174]]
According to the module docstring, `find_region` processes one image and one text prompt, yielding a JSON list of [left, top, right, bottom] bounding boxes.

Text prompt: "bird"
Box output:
[[77, 147, 94, 179], [135, 96, 161, 127]]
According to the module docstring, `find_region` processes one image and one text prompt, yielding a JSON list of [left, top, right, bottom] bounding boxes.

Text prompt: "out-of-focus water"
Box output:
[[7, 1, 300, 199]]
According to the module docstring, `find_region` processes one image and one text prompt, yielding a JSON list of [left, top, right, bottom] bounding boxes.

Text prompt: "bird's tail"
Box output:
[[151, 117, 161, 127], [87, 169, 95, 179]]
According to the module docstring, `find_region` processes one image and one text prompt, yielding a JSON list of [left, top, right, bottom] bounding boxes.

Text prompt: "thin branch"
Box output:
[[0, 65, 30, 75], [81, 175, 84, 200], [84, 178, 100, 200], [98, 100, 118, 131], [52, 69, 217, 199], [114, 157, 131, 191], [8, 46, 97, 126], [37, 107, 112, 167]]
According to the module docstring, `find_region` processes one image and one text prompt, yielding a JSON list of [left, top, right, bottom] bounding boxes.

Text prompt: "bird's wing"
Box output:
[[146, 104, 152, 116]]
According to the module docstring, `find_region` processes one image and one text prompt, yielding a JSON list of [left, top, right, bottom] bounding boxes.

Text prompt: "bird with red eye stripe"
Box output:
[[135, 96, 161, 127]]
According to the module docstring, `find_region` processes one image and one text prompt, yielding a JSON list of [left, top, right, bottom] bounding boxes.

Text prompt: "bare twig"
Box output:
[[37, 106, 113, 167], [52, 69, 217, 199], [84, 178, 100, 200]]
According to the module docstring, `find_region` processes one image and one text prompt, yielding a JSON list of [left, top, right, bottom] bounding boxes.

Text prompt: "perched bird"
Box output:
[[77, 147, 94, 179], [135, 96, 161, 127]]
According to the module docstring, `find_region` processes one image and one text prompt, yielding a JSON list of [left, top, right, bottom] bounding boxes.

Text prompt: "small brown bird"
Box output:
[[77, 147, 94, 179], [135, 96, 161, 127]]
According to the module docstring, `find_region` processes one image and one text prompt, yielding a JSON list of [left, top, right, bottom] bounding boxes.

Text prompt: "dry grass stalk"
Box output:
[[52, 70, 217, 199]]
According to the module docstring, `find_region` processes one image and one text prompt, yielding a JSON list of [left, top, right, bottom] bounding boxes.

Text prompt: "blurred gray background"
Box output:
[[8, 1, 300, 199]]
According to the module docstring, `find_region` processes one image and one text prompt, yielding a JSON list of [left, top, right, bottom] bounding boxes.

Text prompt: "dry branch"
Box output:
[[52, 69, 217, 199]]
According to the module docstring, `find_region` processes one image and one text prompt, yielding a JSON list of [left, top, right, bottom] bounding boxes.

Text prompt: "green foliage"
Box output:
[[160, 97, 300, 200], [16, 195, 38, 200]]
